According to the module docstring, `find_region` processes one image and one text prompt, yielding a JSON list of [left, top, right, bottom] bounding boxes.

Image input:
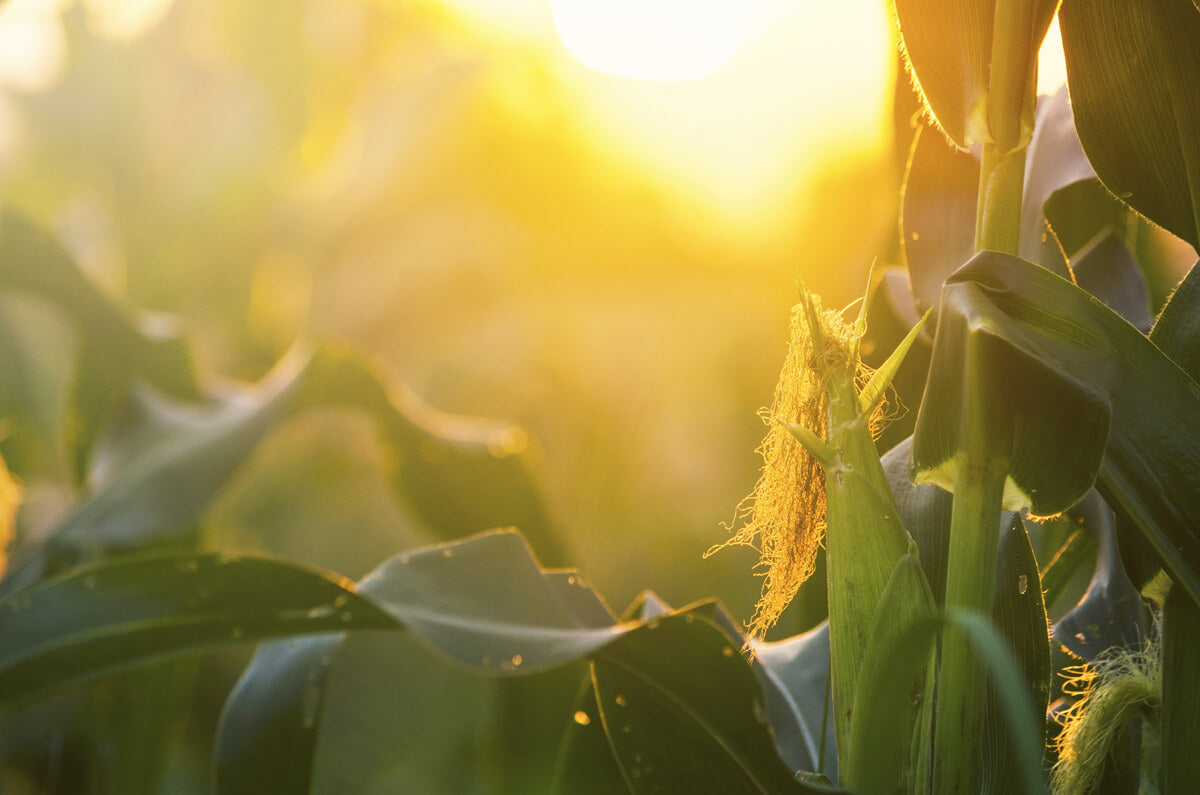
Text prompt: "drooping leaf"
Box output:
[[590, 611, 821, 794], [1, 344, 563, 597], [915, 251, 1200, 608], [1050, 489, 1146, 660], [216, 530, 620, 792], [1060, 0, 1200, 249], [0, 553, 396, 709], [894, 0, 1057, 149]]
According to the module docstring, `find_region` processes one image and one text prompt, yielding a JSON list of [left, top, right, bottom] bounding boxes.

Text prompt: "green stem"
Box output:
[[933, 334, 1010, 792], [974, 0, 1039, 254]]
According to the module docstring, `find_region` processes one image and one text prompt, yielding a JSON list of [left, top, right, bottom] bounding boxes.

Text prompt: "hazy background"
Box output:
[[0, 0, 1068, 636]]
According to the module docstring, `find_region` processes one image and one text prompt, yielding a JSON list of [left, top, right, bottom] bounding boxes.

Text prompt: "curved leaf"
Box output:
[[1060, 0, 1200, 249], [2, 344, 562, 597], [0, 553, 396, 709], [916, 251, 1200, 607], [590, 613, 819, 794], [754, 622, 837, 780]]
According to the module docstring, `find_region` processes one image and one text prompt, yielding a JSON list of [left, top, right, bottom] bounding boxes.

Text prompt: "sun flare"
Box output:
[[549, 0, 757, 82]]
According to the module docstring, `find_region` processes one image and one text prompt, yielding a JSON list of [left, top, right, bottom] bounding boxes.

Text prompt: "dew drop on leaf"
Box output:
[[1018, 574, 1028, 595], [572, 710, 591, 726], [615, 695, 627, 707]]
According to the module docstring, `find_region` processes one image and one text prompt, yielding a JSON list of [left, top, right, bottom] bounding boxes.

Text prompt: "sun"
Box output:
[[550, 0, 758, 82]]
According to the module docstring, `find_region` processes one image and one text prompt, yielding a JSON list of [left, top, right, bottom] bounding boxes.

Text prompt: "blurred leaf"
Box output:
[[916, 251, 1200, 608], [0, 552, 396, 709], [1, 344, 562, 597], [848, 551, 936, 793], [590, 611, 820, 794], [0, 210, 200, 478], [983, 518, 1050, 794], [1060, 0, 1200, 249]]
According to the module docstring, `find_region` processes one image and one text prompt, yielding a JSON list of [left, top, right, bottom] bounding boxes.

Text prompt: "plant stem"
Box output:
[[933, 333, 1009, 792], [974, 0, 1040, 254]]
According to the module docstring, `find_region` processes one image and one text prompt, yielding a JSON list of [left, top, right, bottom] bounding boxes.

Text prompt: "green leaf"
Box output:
[[1049, 490, 1145, 660], [983, 519, 1051, 794], [754, 622, 838, 779], [916, 251, 1200, 608], [1060, 0, 1200, 249], [0, 553, 396, 709], [217, 530, 620, 792], [590, 612, 820, 794]]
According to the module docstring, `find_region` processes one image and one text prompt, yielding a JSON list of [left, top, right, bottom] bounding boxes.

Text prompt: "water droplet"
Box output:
[[1074, 632, 1088, 644], [910, 230, 920, 241], [1017, 574, 1029, 595], [573, 710, 591, 726], [567, 575, 576, 586], [232, 626, 244, 639], [442, 548, 454, 559], [333, 595, 349, 608], [307, 604, 336, 619], [683, 615, 695, 624], [615, 695, 627, 707], [621, 724, 631, 734], [721, 646, 734, 658], [511, 654, 523, 667], [399, 555, 410, 565]]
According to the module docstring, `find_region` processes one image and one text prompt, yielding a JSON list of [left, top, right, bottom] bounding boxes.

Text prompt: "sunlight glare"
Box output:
[[550, 0, 758, 82]]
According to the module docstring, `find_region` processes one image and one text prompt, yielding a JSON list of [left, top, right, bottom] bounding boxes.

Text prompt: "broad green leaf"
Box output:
[[1147, 258, 1200, 790], [911, 257, 1110, 517], [847, 551, 937, 793], [217, 530, 620, 792], [355, 530, 618, 672], [590, 612, 820, 794], [0, 553, 396, 709], [1060, 0, 1200, 249], [915, 251, 1200, 608]]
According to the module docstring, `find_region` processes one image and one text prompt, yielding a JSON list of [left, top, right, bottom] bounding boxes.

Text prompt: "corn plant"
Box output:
[[2, 0, 1199, 792]]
